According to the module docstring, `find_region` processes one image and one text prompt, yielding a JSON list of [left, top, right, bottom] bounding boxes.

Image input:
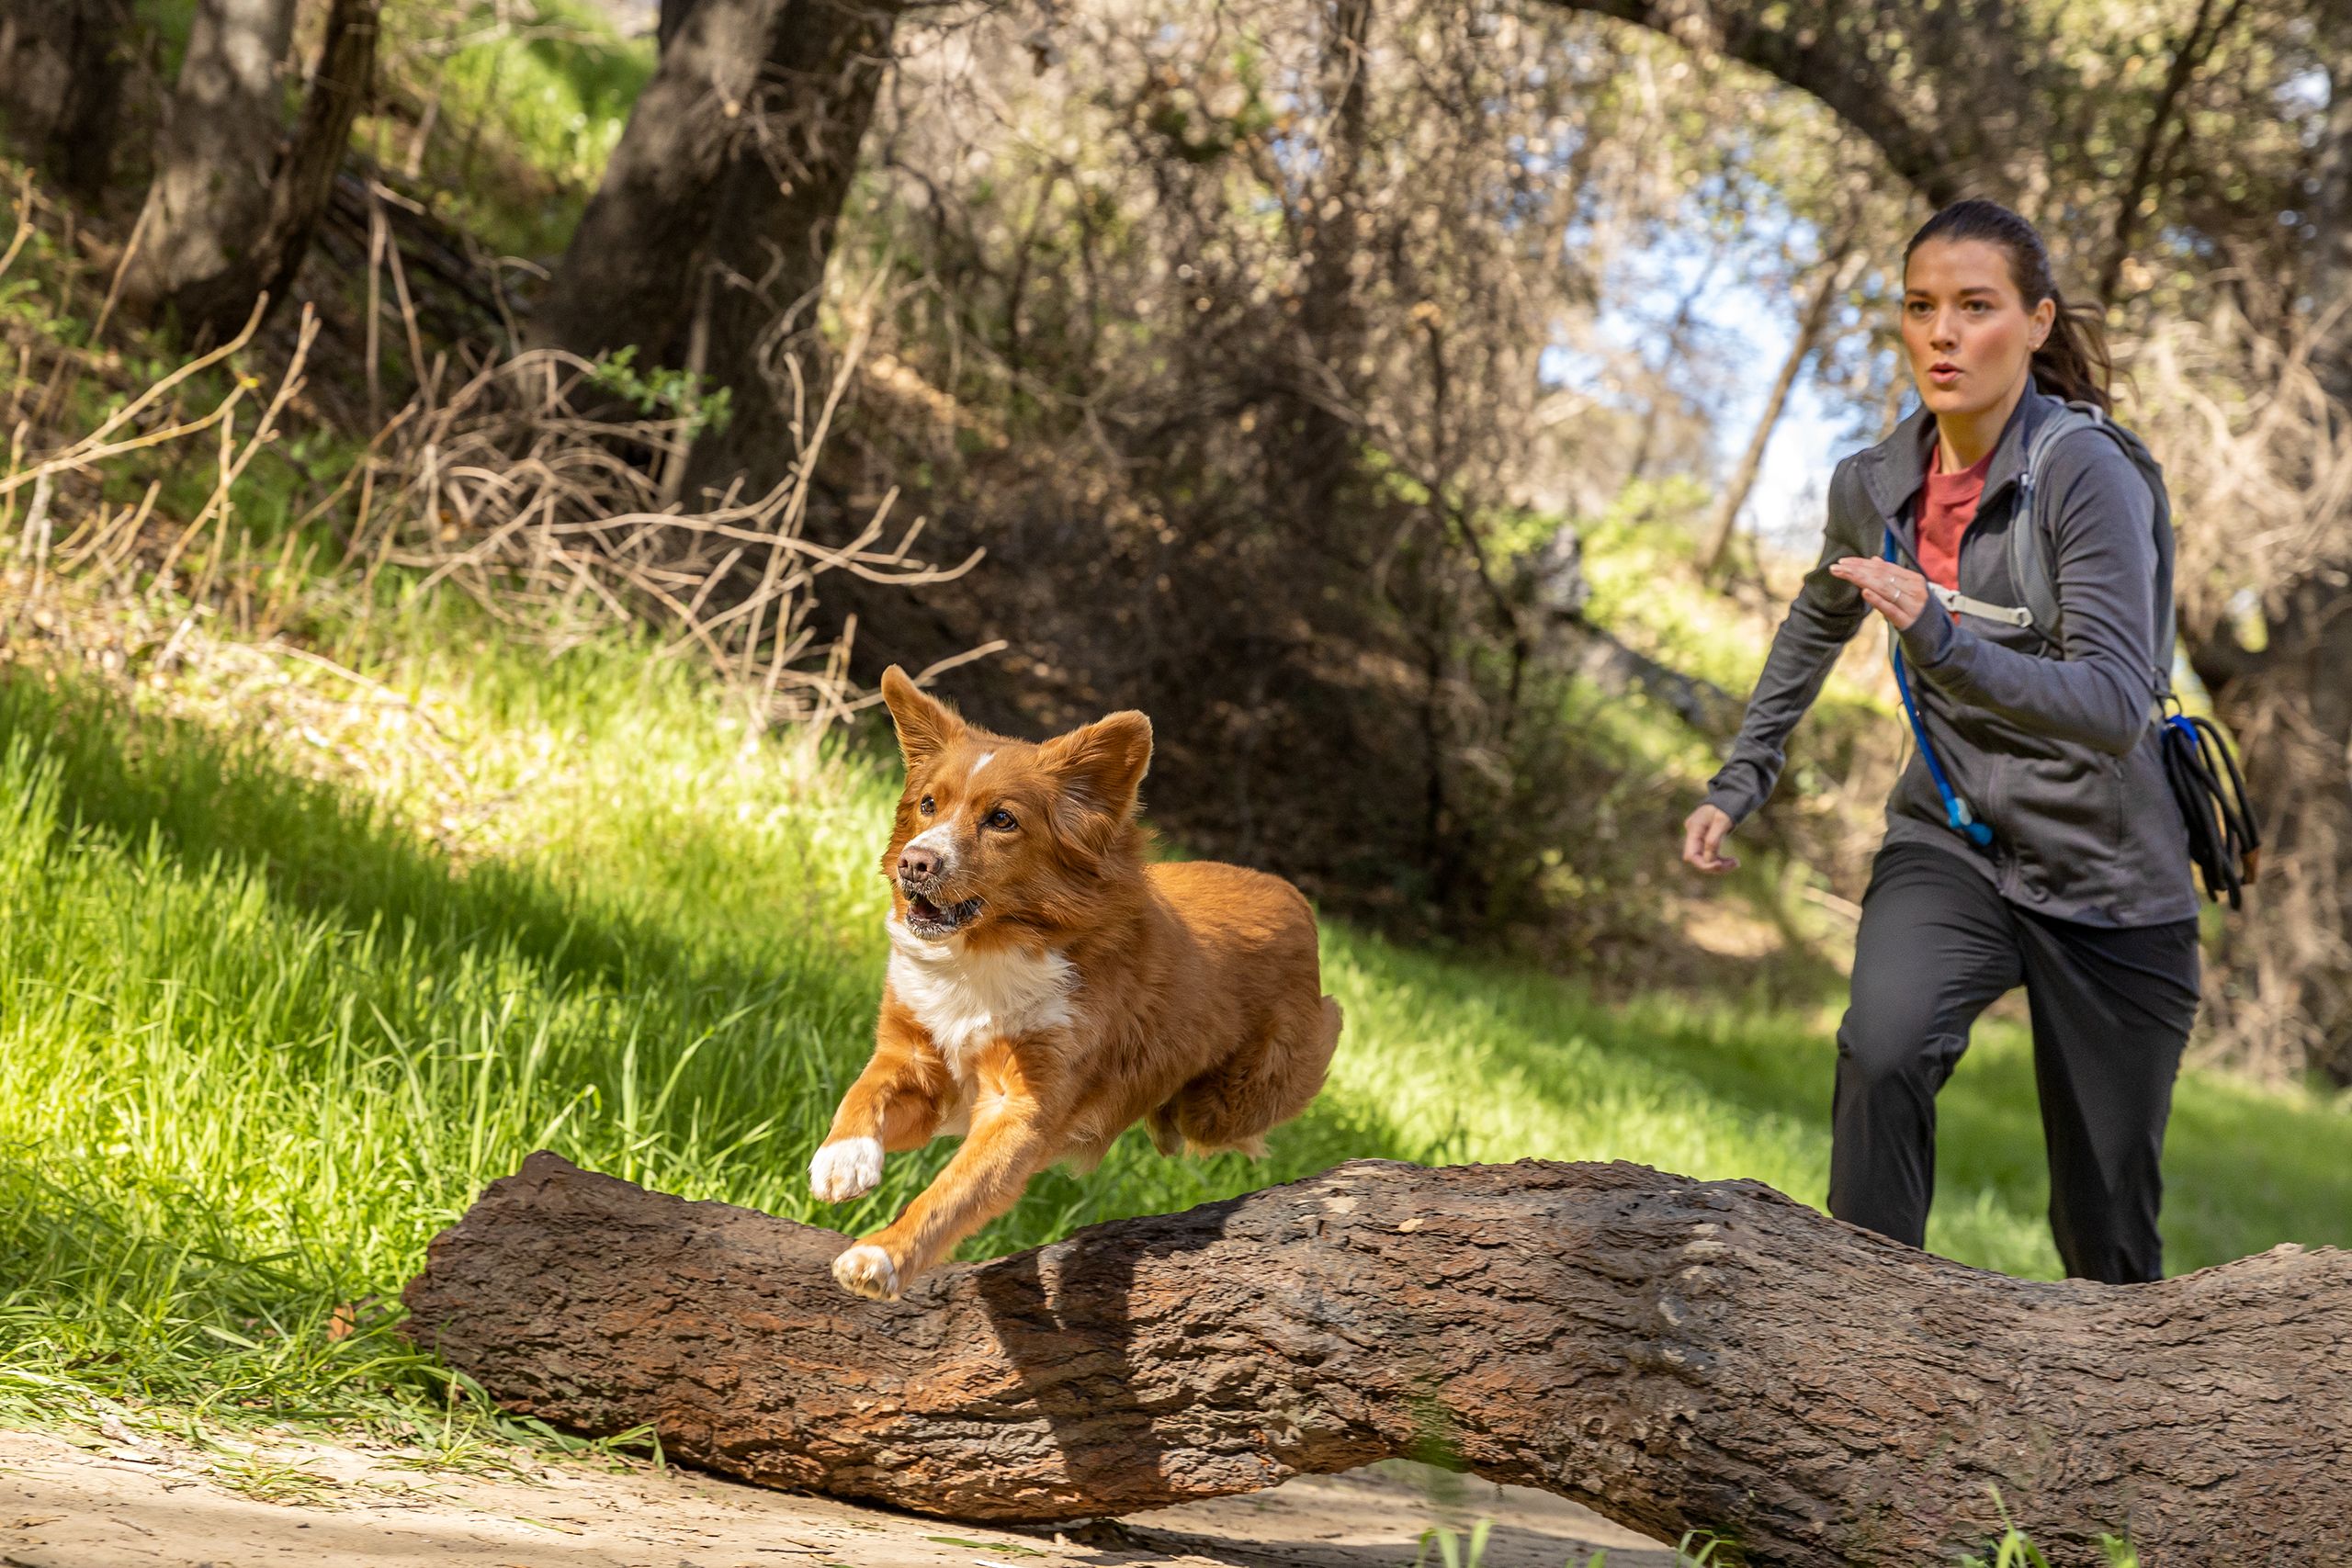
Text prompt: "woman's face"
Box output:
[[1900, 238, 2055, 422]]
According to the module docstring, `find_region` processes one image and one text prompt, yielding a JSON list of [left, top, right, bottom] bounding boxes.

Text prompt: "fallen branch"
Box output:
[[402, 1153, 2352, 1563]]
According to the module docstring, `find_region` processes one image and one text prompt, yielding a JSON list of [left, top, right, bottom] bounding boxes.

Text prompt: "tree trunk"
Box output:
[[669, 0, 899, 502], [657, 0, 699, 55], [526, 0, 896, 503], [2311, 1, 2352, 406], [404, 1152, 2352, 1564], [0, 0, 131, 198], [1532, 0, 2046, 213], [525, 0, 785, 367], [119, 0, 299, 338], [1696, 240, 1856, 579], [1280, 0, 1373, 508], [119, 0, 373, 344], [242, 0, 378, 329]]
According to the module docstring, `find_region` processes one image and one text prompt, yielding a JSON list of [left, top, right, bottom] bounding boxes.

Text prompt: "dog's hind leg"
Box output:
[[1160, 994, 1342, 1156]]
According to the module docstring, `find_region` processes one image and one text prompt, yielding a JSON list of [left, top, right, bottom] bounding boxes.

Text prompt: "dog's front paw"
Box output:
[[832, 1242, 903, 1301], [808, 1136, 883, 1202]]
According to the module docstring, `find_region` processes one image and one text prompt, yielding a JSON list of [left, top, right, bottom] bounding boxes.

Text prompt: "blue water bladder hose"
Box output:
[[1883, 531, 1994, 848]]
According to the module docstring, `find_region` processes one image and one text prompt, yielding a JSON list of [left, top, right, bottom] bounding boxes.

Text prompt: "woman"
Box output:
[[1681, 199, 2199, 1285]]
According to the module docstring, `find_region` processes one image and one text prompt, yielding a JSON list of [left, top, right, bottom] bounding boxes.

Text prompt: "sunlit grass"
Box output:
[[0, 604, 2349, 1467]]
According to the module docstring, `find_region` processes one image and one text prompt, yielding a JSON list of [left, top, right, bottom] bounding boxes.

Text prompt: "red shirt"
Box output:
[[1917, 442, 1993, 598]]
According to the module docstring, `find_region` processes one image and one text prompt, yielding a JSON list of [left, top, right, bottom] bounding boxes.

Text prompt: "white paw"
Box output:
[[832, 1243, 902, 1301], [808, 1136, 883, 1202]]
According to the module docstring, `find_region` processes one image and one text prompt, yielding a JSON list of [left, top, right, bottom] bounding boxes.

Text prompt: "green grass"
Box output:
[[356, 0, 657, 259], [2, 604, 2350, 1448]]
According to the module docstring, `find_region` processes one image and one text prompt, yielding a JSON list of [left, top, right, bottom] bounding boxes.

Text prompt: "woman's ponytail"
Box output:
[[1904, 199, 2114, 413]]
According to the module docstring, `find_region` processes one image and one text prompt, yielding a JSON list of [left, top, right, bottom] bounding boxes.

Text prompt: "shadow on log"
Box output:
[[401, 1152, 2351, 1564]]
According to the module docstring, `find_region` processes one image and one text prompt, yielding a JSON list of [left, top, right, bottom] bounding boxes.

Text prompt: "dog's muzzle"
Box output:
[[903, 887, 984, 939]]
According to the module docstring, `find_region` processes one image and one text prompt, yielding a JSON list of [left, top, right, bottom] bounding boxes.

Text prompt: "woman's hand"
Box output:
[[1828, 556, 1929, 632], [1681, 803, 1739, 874]]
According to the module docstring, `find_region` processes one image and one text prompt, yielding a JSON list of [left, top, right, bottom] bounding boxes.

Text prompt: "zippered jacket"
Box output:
[[1702, 383, 2198, 928]]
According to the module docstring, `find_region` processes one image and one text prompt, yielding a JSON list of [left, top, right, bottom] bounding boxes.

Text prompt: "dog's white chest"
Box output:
[[885, 919, 1077, 1067]]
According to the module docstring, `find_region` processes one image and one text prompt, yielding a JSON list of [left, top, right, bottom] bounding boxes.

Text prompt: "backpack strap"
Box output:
[[2008, 399, 2177, 702]]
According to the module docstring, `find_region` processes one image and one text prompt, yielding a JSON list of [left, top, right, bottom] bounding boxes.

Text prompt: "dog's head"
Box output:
[[876, 666, 1153, 945]]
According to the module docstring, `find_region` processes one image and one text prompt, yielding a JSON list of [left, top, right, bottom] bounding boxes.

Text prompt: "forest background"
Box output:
[[0, 0, 2349, 1515]]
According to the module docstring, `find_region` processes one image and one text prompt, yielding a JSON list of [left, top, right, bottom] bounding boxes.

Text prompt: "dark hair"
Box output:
[[1902, 199, 2114, 414]]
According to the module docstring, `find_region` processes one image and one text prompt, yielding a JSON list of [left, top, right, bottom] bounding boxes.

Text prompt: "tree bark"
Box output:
[[119, 0, 299, 337], [670, 0, 899, 502], [657, 0, 699, 55], [119, 0, 375, 344], [1696, 240, 1857, 579], [2311, 0, 2352, 406], [526, 0, 897, 502], [525, 0, 785, 367], [0, 0, 131, 199], [404, 1152, 2352, 1564], [242, 0, 378, 331]]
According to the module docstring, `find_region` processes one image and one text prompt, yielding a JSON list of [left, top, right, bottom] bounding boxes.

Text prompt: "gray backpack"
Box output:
[[1888, 399, 2256, 899], [2006, 400, 2177, 700]]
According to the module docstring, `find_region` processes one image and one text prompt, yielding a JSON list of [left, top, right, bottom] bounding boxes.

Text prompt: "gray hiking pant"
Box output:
[[1829, 841, 2200, 1284]]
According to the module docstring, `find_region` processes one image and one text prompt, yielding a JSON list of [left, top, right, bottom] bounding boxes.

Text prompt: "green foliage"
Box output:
[[1958, 1490, 2141, 1568], [584, 344, 735, 436], [1410, 1518, 1490, 1568], [364, 0, 656, 257]]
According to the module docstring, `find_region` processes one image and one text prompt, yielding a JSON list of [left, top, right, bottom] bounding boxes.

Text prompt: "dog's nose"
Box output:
[[898, 844, 940, 883]]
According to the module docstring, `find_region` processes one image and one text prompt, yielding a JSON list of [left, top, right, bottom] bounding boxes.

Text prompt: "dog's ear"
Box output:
[[879, 666, 967, 769], [1040, 710, 1153, 818]]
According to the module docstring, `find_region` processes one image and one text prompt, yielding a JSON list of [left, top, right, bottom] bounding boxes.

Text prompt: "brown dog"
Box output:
[[808, 667, 1342, 1300]]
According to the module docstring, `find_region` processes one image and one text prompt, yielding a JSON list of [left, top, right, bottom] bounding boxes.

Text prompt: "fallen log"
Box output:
[[401, 1151, 2352, 1565]]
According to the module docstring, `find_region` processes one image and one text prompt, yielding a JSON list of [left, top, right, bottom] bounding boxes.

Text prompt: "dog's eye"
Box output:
[[986, 807, 1017, 831], [919, 795, 935, 815]]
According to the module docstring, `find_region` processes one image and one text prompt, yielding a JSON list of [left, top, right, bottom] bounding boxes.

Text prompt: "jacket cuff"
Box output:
[[1898, 606, 1959, 669], [1701, 782, 1762, 828]]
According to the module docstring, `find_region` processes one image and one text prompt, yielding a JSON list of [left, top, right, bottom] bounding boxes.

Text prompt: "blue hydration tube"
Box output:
[[1883, 532, 1994, 849]]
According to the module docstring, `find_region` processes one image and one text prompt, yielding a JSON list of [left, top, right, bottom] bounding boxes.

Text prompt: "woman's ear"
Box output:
[[1040, 710, 1153, 819], [879, 666, 967, 769], [2030, 295, 2056, 350]]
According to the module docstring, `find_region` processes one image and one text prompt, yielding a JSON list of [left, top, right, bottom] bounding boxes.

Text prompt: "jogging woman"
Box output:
[[1680, 199, 2199, 1285]]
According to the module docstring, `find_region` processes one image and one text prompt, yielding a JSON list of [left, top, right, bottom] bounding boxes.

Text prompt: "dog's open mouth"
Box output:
[[904, 890, 985, 939]]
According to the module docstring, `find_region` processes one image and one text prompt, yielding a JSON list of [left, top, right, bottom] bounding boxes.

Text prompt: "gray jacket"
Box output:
[[1702, 383, 2199, 928]]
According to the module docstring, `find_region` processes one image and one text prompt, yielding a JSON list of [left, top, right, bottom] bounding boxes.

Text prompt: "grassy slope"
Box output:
[[2, 595, 2349, 1445]]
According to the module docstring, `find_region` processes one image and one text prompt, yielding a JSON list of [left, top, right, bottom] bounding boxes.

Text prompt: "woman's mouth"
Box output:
[[905, 891, 985, 939], [1928, 363, 1962, 386]]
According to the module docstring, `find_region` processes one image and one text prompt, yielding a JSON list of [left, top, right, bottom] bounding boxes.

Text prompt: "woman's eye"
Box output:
[[986, 807, 1017, 831], [919, 795, 935, 815]]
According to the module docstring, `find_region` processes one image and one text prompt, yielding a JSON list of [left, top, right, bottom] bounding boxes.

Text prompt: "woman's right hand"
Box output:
[[1681, 803, 1739, 874]]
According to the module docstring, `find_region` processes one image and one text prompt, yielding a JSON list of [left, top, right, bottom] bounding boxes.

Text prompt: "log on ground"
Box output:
[[400, 1152, 2352, 1564]]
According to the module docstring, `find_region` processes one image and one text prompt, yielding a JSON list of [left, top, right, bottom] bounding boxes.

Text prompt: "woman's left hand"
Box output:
[[1829, 557, 1929, 632]]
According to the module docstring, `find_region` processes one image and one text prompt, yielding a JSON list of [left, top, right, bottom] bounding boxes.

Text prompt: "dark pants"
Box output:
[[1829, 842, 2200, 1283]]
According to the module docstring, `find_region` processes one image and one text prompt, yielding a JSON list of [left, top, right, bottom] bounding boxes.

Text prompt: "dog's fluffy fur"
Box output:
[[808, 667, 1342, 1300]]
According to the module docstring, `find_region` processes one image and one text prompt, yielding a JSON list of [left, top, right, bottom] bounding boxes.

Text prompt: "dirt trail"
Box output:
[[0, 1429, 1679, 1567]]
